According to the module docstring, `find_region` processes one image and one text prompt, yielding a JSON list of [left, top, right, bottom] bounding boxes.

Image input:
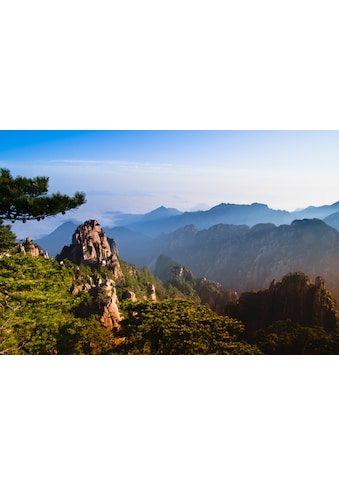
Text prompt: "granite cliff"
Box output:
[[57, 220, 123, 279], [56, 220, 161, 331], [57, 220, 124, 330], [227, 272, 337, 337]]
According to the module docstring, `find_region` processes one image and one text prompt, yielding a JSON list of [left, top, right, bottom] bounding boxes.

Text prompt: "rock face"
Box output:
[[72, 273, 123, 331], [122, 290, 137, 302], [57, 220, 123, 279], [145, 282, 157, 301], [59, 221, 161, 330], [18, 237, 49, 258], [96, 278, 122, 331], [228, 272, 337, 337], [59, 221, 125, 330]]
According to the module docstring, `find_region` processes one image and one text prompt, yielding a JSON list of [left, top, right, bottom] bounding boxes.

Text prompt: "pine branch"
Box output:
[[0, 168, 86, 222]]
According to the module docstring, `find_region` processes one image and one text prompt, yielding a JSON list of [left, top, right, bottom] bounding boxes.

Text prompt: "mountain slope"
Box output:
[[35, 221, 78, 257], [323, 211, 339, 231], [229, 272, 337, 336], [154, 218, 339, 301], [103, 226, 155, 268], [292, 201, 339, 220], [105, 206, 183, 228], [122, 202, 292, 236]]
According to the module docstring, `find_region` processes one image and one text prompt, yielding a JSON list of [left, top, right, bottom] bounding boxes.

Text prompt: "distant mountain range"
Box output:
[[108, 201, 339, 237], [103, 206, 183, 228], [36, 220, 79, 257], [114, 203, 291, 237], [152, 218, 339, 300], [36, 200, 339, 257], [34, 201, 339, 301]]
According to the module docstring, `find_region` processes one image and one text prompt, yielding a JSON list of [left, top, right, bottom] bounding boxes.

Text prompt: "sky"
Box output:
[[1, 130, 339, 238]]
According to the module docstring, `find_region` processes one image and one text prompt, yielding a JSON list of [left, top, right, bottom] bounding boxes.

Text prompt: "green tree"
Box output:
[[254, 320, 335, 354], [0, 254, 115, 355], [0, 221, 16, 252], [115, 300, 262, 354], [0, 168, 86, 222]]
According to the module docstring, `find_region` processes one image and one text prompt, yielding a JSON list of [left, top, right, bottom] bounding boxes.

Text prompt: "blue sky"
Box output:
[[1, 130, 339, 238]]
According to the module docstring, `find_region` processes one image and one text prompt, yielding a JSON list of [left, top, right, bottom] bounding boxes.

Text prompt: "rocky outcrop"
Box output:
[[73, 273, 123, 331], [18, 237, 48, 258], [63, 222, 160, 330], [121, 285, 156, 302], [195, 278, 238, 314], [228, 272, 337, 337], [154, 254, 237, 313], [57, 220, 123, 279], [98, 279, 122, 331], [145, 282, 157, 301], [122, 290, 137, 302]]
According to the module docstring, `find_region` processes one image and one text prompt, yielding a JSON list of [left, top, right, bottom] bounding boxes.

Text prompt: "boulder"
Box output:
[[122, 290, 137, 302]]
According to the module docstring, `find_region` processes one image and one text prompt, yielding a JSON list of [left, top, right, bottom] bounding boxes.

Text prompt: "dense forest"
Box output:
[[1, 217, 339, 355], [0, 243, 259, 355]]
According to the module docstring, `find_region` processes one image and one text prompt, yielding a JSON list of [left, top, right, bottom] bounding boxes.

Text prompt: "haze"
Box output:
[[1, 130, 339, 238]]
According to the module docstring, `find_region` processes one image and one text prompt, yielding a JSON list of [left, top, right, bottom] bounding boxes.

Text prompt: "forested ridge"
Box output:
[[1, 230, 339, 354]]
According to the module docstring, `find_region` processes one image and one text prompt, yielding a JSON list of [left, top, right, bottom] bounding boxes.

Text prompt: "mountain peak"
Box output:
[[57, 220, 123, 278], [142, 206, 182, 220]]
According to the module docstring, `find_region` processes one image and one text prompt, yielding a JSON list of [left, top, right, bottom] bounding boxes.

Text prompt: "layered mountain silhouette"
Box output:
[[292, 202, 339, 220], [116, 202, 292, 237], [35, 201, 339, 302], [103, 206, 183, 229], [37, 201, 339, 257], [323, 211, 339, 231], [106, 201, 339, 237], [152, 218, 339, 300]]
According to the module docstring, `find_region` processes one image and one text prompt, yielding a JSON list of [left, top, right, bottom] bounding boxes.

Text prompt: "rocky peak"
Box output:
[[57, 220, 123, 279], [18, 237, 49, 258]]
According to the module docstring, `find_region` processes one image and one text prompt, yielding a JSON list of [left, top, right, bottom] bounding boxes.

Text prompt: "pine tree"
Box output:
[[0, 168, 86, 222], [0, 220, 16, 252]]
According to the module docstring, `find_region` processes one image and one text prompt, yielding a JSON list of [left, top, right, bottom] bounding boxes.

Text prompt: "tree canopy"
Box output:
[[0, 168, 86, 222], [0, 221, 16, 252], [115, 300, 262, 354]]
